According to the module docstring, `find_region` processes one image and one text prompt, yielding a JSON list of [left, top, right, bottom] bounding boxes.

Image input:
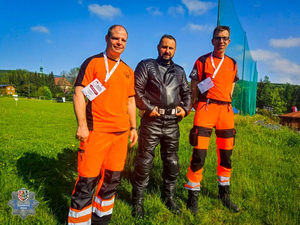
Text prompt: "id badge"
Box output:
[[197, 77, 214, 94], [81, 78, 106, 101]]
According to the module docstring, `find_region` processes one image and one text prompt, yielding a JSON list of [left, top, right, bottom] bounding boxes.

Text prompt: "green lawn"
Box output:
[[0, 97, 299, 224]]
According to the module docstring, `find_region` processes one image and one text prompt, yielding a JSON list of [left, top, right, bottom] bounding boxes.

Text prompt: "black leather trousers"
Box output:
[[132, 116, 180, 204]]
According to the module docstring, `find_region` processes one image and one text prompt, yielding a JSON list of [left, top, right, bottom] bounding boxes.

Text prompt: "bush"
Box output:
[[56, 92, 65, 98], [257, 108, 272, 117], [37, 86, 52, 100]]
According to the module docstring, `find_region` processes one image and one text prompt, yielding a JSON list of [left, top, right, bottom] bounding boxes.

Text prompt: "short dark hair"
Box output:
[[107, 25, 128, 37], [158, 34, 176, 46], [213, 26, 230, 38]]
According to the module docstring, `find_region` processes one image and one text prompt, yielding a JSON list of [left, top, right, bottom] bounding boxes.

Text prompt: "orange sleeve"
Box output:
[[128, 68, 135, 97]]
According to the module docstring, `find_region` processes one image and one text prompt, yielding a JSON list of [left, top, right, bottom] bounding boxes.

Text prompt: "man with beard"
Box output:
[[131, 34, 191, 218]]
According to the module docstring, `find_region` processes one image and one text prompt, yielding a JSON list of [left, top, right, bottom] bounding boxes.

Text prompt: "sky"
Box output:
[[1, 0, 300, 84]]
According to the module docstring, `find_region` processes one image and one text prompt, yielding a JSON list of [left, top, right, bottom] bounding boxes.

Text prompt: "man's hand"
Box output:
[[76, 125, 90, 143], [149, 106, 161, 117], [129, 129, 138, 147], [175, 106, 186, 118]]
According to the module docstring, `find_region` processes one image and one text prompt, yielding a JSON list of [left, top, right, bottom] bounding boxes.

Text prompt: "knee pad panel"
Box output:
[[219, 149, 232, 169], [190, 148, 207, 172], [98, 169, 122, 200]]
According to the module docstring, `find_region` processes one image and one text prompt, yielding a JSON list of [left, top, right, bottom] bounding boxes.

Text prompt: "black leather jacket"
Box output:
[[134, 58, 191, 119]]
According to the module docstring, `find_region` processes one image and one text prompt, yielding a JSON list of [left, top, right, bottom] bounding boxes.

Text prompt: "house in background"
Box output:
[[279, 111, 300, 129], [0, 84, 16, 95], [54, 77, 72, 94]]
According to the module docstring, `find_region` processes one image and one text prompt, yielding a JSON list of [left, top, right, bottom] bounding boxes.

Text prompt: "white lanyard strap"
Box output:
[[210, 52, 224, 79], [103, 52, 120, 83]]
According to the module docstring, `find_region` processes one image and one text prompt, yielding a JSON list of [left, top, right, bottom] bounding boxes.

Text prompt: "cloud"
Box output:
[[88, 4, 122, 20], [182, 0, 217, 16], [270, 37, 300, 48], [78, 0, 83, 5], [31, 25, 49, 33], [146, 6, 162, 16], [168, 5, 185, 17], [185, 23, 214, 32], [271, 58, 300, 75], [251, 49, 300, 84], [46, 39, 53, 44], [251, 49, 280, 61]]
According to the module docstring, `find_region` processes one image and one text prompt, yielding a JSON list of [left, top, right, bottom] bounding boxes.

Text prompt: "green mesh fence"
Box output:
[[218, 0, 258, 115]]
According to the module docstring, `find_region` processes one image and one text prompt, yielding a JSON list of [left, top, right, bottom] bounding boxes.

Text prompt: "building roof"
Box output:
[[0, 84, 15, 88], [54, 77, 72, 86], [279, 111, 300, 118]]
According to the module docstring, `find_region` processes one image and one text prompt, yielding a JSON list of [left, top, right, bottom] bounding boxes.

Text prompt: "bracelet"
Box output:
[[130, 127, 137, 130]]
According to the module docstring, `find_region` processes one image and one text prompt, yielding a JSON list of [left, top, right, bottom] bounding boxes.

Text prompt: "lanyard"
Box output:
[[103, 52, 120, 83], [210, 52, 224, 79]]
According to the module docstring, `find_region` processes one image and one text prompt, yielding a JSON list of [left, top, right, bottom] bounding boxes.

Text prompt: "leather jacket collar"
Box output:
[[156, 57, 174, 67]]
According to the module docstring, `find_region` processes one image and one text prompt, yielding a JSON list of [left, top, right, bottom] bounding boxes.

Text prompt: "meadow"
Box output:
[[0, 97, 299, 225]]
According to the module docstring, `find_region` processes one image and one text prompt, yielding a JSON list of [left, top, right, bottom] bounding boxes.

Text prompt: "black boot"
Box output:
[[132, 185, 146, 218], [162, 182, 181, 214], [218, 185, 240, 212], [187, 190, 199, 214], [164, 197, 181, 214], [132, 203, 144, 219]]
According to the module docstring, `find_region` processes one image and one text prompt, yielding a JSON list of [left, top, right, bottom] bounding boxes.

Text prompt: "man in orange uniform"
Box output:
[[185, 26, 240, 213], [68, 25, 138, 225]]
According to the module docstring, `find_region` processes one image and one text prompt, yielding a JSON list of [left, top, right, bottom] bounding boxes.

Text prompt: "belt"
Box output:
[[158, 108, 177, 115], [199, 99, 231, 105]]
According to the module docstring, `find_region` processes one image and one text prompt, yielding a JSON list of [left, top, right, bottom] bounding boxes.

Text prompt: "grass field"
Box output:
[[0, 97, 299, 225]]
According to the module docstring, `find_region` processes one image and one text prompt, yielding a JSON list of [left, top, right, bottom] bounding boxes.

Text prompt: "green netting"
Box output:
[[218, 0, 258, 115]]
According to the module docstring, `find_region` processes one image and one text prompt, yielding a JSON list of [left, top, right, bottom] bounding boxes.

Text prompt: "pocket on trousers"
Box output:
[[189, 126, 198, 146], [233, 128, 236, 146], [78, 149, 85, 162]]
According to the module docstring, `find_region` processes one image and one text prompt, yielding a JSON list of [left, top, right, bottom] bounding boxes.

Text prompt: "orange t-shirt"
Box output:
[[75, 53, 135, 132], [190, 52, 239, 102]]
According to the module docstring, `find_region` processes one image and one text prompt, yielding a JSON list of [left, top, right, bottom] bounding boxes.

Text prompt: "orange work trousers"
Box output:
[[68, 130, 129, 225], [185, 101, 236, 191]]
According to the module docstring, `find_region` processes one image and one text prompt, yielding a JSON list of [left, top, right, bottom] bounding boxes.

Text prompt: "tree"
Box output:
[[282, 83, 293, 112], [292, 85, 300, 110], [37, 86, 46, 97], [256, 76, 272, 108], [67, 67, 79, 84], [270, 88, 286, 114], [44, 86, 52, 100], [47, 72, 60, 97]]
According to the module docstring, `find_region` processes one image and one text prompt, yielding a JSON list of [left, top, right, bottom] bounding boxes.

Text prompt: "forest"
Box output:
[[256, 76, 300, 114], [0, 68, 78, 100]]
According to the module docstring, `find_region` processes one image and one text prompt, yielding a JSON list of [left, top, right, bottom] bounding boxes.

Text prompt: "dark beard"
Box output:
[[159, 55, 172, 64]]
